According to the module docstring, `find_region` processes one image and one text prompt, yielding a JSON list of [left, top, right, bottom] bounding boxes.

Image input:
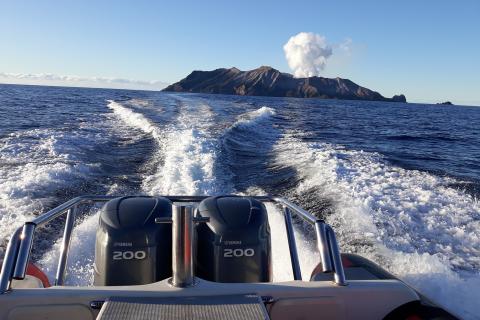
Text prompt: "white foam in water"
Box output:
[[273, 134, 480, 319], [52, 103, 296, 285], [142, 101, 232, 195], [41, 99, 229, 283], [37, 100, 479, 318], [107, 100, 277, 196], [38, 212, 99, 285], [267, 202, 319, 281], [37, 99, 208, 284], [107, 100, 163, 140], [0, 130, 95, 256], [108, 99, 225, 194], [40, 101, 218, 286], [29, 99, 478, 318], [232, 106, 276, 129]]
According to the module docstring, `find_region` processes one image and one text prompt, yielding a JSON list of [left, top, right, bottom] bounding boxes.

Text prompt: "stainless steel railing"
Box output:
[[274, 197, 346, 285], [0, 195, 346, 294]]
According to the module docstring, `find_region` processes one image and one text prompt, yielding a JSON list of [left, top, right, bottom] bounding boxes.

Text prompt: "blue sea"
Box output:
[[0, 84, 479, 318]]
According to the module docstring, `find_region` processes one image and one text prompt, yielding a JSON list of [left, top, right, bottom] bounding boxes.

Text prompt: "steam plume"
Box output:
[[283, 32, 333, 78]]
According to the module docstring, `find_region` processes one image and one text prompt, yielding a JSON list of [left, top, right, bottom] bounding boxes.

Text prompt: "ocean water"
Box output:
[[0, 84, 479, 318]]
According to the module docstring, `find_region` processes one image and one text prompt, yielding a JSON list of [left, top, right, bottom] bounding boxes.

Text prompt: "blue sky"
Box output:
[[1, 0, 479, 105]]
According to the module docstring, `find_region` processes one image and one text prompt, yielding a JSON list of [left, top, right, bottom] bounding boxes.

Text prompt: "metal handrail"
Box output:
[[55, 207, 77, 286], [0, 195, 346, 294], [283, 207, 302, 280], [273, 197, 346, 286], [0, 196, 114, 294]]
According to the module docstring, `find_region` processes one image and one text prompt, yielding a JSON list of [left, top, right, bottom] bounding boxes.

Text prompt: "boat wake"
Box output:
[[5, 94, 477, 319], [38, 100, 318, 285], [107, 100, 163, 141], [272, 134, 480, 319], [0, 128, 100, 256], [141, 99, 231, 195]]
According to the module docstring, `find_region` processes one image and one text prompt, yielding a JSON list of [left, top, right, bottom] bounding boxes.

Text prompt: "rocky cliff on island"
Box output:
[[163, 66, 406, 103]]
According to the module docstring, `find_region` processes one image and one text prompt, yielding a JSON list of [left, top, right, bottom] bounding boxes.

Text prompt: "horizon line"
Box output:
[[1, 81, 478, 107]]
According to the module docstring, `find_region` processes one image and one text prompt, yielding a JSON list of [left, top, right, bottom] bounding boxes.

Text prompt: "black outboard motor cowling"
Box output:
[[94, 196, 172, 286], [195, 196, 272, 283]]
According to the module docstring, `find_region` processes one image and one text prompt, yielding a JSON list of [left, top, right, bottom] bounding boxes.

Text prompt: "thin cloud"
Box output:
[[338, 38, 353, 55], [0, 72, 168, 90]]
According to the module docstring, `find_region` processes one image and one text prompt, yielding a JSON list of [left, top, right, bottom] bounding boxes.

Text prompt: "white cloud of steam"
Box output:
[[284, 33, 353, 78], [0, 72, 168, 90], [283, 32, 333, 78]]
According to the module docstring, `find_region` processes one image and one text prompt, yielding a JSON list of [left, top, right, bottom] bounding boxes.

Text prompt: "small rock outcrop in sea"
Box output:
[[163, 66, 407, 103], [437, 101, 453, 105]]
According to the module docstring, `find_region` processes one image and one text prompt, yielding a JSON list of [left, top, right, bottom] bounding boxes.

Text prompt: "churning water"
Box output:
[[0, 84, 479, 318]]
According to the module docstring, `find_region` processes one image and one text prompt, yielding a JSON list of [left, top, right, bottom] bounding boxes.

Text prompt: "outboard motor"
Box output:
[[94, 196, 172, 286], [195, 196, 271, 282]]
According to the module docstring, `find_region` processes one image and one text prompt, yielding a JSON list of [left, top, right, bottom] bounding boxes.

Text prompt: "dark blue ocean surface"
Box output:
[[0, 84, 479, 318]]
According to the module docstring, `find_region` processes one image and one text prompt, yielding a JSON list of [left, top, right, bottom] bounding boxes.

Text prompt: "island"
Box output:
[[163, 66, 407, 103], [437, 101, 453, 105]]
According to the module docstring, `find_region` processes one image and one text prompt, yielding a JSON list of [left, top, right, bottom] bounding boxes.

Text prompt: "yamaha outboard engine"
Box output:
[[94, 196, 172, 286], [195, 196, 271, 282]]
